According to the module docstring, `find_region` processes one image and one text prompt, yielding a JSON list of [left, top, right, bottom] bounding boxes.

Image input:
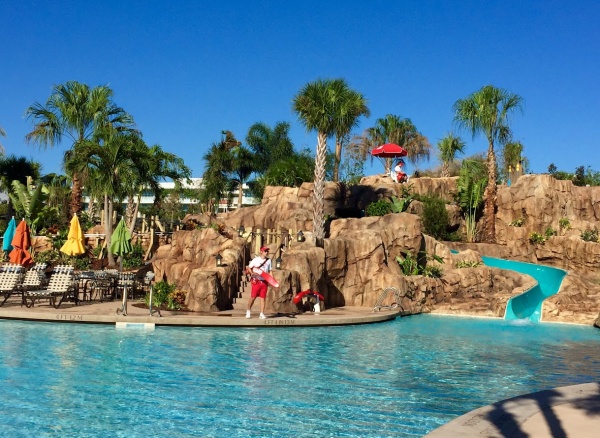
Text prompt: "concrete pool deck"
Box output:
[[1, 298, 598, 437], [425, 382, 600, 438], [0, 298, 399, 327]]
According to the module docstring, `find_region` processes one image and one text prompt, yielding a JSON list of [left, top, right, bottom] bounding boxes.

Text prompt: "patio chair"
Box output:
[[0, 270, 25, 306], [115, 272, 137, 300], [23, 267, 77, 309]]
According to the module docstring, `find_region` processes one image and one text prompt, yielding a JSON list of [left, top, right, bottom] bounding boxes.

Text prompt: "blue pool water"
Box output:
[[1, 316, 599, 437], [481, 256, 567, 321]]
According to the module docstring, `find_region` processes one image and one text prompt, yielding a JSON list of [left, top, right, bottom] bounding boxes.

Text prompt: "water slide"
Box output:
[[480, 256, 567, 322]]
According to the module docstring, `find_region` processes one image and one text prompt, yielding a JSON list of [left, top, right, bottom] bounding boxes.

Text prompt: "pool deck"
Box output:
[[0, 298, 399, 327], [1, 298, 598, 437], [425, 382, 600, 438]]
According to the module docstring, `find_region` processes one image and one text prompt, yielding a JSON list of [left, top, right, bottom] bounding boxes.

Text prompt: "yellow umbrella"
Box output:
[[60, 214, 86, 256]]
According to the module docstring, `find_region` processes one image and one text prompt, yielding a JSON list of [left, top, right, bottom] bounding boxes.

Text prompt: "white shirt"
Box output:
[[248, 256, 272, 279]]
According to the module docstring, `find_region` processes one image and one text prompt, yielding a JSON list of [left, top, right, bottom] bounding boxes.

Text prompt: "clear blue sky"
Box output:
[[1, 0, 598, 177]]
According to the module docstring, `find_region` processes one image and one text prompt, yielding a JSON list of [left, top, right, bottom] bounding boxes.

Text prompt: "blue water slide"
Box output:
[[480, 256, 566, 322]]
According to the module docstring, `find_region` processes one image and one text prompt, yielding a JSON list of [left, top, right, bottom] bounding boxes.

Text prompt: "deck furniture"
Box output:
[[23, 266, 77, 308], [0, 270, 24, 306]]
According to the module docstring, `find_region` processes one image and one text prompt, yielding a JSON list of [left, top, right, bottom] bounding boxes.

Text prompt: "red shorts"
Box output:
[[251, 280, 268, 298]]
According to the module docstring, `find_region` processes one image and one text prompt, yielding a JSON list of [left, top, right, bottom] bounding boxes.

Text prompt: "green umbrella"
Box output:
[[110, 217, 133, 315], [110, 217, 133, 259]]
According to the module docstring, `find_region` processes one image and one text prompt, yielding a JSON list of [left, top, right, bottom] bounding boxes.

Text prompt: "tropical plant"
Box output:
[[437, 133, 466, 177], [581, 228, 599, 243], [293, 78, 341, 247], [421, 196, 450, 240], [329, 79, 370, 182], [500, 141, 529, 182], [390, 195, 412, 213], [9, 180, 58, 234], [368, 114, 432, 173], [510, 217, 525, 227], [396, 250, 444, 277], [365, 199, 392, 217], [246, 121, 295, 174], [529, 232, 545, 245], [146, 280, 177, 308], [544, 227, 556, 239], [453, 85, 523, 243], [455, 158, 487, 242], [25, 81, 135, 215], [0, 155, 41, 217], [456, 260, 482, 268], [559, 217, 571, 234]]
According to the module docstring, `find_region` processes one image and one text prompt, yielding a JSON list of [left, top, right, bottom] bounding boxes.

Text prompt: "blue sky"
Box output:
[[1, 0, 598, 178]]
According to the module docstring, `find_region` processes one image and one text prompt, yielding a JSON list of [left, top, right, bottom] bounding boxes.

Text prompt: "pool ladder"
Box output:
[[373, 286, 403, 312]]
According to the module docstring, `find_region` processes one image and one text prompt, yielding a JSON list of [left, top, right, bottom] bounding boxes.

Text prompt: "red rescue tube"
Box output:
[[293, 290, 325, 304]]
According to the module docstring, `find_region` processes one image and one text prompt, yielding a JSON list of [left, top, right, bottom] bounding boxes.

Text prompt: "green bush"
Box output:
[[456, 260, 482, 268], [123, 243, 144, 270], [365, 199, 392, 217], [544, 227, 556, 239], [581, 228, 599, 243], [510, 217, 525, 227], [396, 250, 444, 278], [146, 281, 177, 308], [558, 217, 571, 233], [421, 196, 450, 240], [529, 232, 545, 245]]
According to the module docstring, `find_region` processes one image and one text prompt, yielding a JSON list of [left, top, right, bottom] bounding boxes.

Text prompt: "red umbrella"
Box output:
[[9, 219, 33, 268], [371, 143, 408, 174], [370, 143, 408, 158]]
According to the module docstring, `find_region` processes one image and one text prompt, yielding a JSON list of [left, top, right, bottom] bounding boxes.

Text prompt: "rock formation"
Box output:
[[152, 174, 600, 326]]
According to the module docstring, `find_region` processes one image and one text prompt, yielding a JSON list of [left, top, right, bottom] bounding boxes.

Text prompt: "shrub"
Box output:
[[146, 281, 177, 308], [529, 232, 545, 245], [510, 217, 525, 227], [456, 260, 482, 268], [167, 289, 187, 310], [581, 228, 599, 243], [366, 199, 392, 217], [123, 243, 144, 270], [421, 196, 450, 240], [559, 217, 571, 233], [544, 227, 556, 239], [73, 257, 91, 271], [396, 250, 444, 278]]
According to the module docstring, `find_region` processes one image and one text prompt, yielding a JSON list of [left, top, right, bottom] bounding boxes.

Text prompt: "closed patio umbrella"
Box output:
[[2, 217, 16, 252], [9, 219, 33, 268], [110, 217, 133, 315], [60, 214, 86, 256]]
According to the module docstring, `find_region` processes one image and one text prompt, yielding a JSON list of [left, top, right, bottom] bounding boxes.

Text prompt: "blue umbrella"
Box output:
[[2, 217, 16, 252]]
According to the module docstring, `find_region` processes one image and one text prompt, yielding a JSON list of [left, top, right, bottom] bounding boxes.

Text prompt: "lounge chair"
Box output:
[[0, 270, 24, 306], [23, 265, 77, 308]]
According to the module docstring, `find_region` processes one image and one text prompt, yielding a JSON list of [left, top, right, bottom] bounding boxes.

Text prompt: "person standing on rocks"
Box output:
[[246, 246, 272, 319]]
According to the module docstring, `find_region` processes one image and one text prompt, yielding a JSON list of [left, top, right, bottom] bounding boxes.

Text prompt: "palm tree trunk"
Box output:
[[127, 194, 141, 235], [105, 195, 116, 267], [70, 173, 83, 216], [238, 181, 244, 210], [333, 138, 342, 182], [313, 132, 327, 247], [482, 142, 498, 243]]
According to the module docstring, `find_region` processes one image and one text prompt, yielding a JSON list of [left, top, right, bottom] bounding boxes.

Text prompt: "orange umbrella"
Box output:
[[60, 214, 86, 256], [9, 219, 33, 268]]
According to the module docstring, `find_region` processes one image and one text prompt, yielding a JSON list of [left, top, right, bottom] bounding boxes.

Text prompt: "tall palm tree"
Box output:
[[293, 79, 343, 247], [201, 131, 240, 214], [25, 81, 135, 216], [330, 79, 370, 182], [453, 85, 523, 242], [437, 133, 466, 177]]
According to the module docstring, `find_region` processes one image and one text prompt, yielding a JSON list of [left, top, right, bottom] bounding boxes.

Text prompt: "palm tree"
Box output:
[[246, 121, 294, 174], [66, 130, 148, 267], [437, 133, 466, 177], [25, 81, 135, 216], [292, 79, 340, 247], [0, 155, 41, 217], [368, 115, 431, 173], [201, 131, 240, 214], [229, 144, 255, 209], [453, 85, 523, 242], [330, 79, 370, 182]]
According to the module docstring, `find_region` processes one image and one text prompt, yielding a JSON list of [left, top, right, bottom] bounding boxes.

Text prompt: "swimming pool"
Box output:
[[1, 315, 598, 437]]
